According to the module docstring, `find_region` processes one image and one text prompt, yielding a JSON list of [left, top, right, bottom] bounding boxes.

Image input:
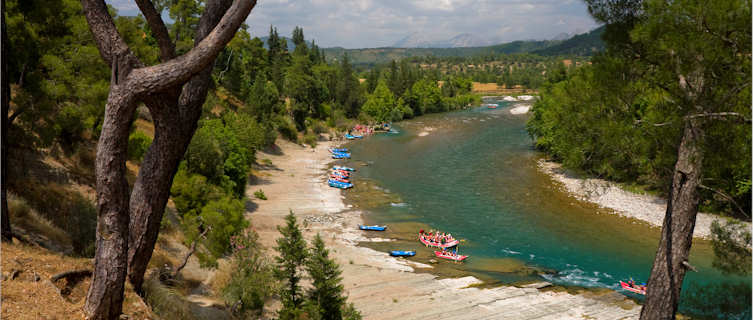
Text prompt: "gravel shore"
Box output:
[[537, 159, 749, 239]]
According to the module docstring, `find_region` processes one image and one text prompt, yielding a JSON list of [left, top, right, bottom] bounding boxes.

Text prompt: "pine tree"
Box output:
[[306, 233, 346, 320], [275, 211, 309, 318]]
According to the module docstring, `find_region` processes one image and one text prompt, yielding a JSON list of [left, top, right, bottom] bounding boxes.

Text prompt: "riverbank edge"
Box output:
[[247, 138, 643, 319], [537, 159, 751, 240]]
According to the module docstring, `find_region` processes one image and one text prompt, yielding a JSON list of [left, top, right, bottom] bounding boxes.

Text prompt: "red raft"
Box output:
[[619, 281, 646, 295], [434, 250, 468, 262], [418, 231, 459, 249]]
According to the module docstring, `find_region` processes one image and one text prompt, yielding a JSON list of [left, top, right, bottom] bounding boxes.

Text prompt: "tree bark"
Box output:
[[640, 119, 704, 320], [83, 86, 138, 320], [2, 0, 14, 242]]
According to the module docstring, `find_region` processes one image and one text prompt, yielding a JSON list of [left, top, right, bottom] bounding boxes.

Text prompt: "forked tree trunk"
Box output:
[[127, 0, 231, 293], [79, 0, 256, 318], [640, 119, 704, 319]]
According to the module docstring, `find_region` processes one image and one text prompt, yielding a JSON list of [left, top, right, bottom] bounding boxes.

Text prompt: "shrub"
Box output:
[[128, 131, 152, 162], [182, 196, 248, 267], [275, 115, 299, 143], [222, 231, 277, 318], [254, 189, 267, 200], [185, 125, 225, 181], [311, 119, 328, 135], [303, 133, 318, 148], [170, 170, 222, 217]]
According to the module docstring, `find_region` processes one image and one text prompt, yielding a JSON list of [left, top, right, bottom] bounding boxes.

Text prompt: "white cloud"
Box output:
[[105, 0, 599, 48]]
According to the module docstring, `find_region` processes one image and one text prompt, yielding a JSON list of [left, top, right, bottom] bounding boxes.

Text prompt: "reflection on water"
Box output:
[[340, 101, 750, 318]]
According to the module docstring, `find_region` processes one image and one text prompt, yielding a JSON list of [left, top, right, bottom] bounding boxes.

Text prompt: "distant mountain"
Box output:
[[322, 26, 605, 66], [392, 33, 490, 48], [551, 32, 572, 41], [533, 26, 605, 56], [393, 33, 445, 48], [445, 33, 490, 48]]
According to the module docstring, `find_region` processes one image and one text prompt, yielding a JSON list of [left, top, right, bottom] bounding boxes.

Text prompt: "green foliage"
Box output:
[[361, 79, 406, 123], [53, 104, 87, 148], [406, 79, 444, 115], [253, 189, 267, 200], [681, 281, 752, 320], [183, 196, 248, 268], [222, 231, 276, 318], [303, 133, 318, 148], [275, 115, 299, 143], [710, 220, 752, 275], [170, 170, 222, 217], [275, 211, 309, 316], [127, 131, 152, 162], [306, 234, 346, 320], [341, 303, 363, 320], [246, 72, 280, 122], [186, 124, 225, 181], [286, 54, 326, 129]]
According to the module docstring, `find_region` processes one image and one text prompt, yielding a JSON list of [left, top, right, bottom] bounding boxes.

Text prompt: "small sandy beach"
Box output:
[[538, 159, 750, 239], [247, 139, 641, 320]]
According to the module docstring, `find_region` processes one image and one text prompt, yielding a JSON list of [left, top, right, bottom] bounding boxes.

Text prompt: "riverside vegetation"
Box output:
[[528, 0, 750, 319]]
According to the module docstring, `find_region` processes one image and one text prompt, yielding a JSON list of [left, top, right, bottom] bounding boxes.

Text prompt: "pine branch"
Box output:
[[134, 0, 176, 61], [698, 184, 750, 219]]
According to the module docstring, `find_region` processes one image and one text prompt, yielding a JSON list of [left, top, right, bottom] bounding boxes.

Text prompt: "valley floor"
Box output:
[[247, 139, 641, 320]]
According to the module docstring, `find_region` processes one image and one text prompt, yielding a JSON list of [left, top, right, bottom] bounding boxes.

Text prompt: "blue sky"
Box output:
[[107, 0, 599, 48]]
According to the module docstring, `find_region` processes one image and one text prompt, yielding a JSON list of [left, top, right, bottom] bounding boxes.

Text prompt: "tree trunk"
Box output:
[[126, 0, 232, 293], [640, 119, 704, 320], [80, 0, 256, 317], [84, 86, 138, 320], [1, 0, 13, 242]]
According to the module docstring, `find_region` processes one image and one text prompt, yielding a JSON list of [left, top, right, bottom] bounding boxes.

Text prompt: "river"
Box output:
[[340, 100, 750, 319]]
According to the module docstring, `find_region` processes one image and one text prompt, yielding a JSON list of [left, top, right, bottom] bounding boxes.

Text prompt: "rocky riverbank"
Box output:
[[537, 159, 750, 239]]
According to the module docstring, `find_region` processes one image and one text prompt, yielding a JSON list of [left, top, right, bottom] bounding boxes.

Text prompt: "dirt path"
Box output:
[[248, 139, 641, 320]]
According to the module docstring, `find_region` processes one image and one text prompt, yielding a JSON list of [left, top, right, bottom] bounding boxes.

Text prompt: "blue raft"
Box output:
[[390, 251, 416, 257], [344, 134, 363, 140], [331, 152, 351, 159], [333, 166, 355, 172], [329, 148, 349, 153], [328, 179, 353, 189], [359, 225, 386, 231]]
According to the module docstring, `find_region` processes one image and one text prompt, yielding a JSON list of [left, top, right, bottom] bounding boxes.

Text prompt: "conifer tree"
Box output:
[[306, 233, 346, 320], [275, 211, 309, 318]]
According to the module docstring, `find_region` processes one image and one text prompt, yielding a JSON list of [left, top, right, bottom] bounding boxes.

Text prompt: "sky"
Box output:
[[107, 0, 600, 49]]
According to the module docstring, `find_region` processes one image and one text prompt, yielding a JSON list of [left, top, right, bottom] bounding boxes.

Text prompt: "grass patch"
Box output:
[[8, 194, 72, 249], [253, 189, 267, 200], [143, 275, 196, 320]]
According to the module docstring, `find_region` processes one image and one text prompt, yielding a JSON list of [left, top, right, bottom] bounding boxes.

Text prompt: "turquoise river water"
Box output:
[[340, 100, 750, 319]]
